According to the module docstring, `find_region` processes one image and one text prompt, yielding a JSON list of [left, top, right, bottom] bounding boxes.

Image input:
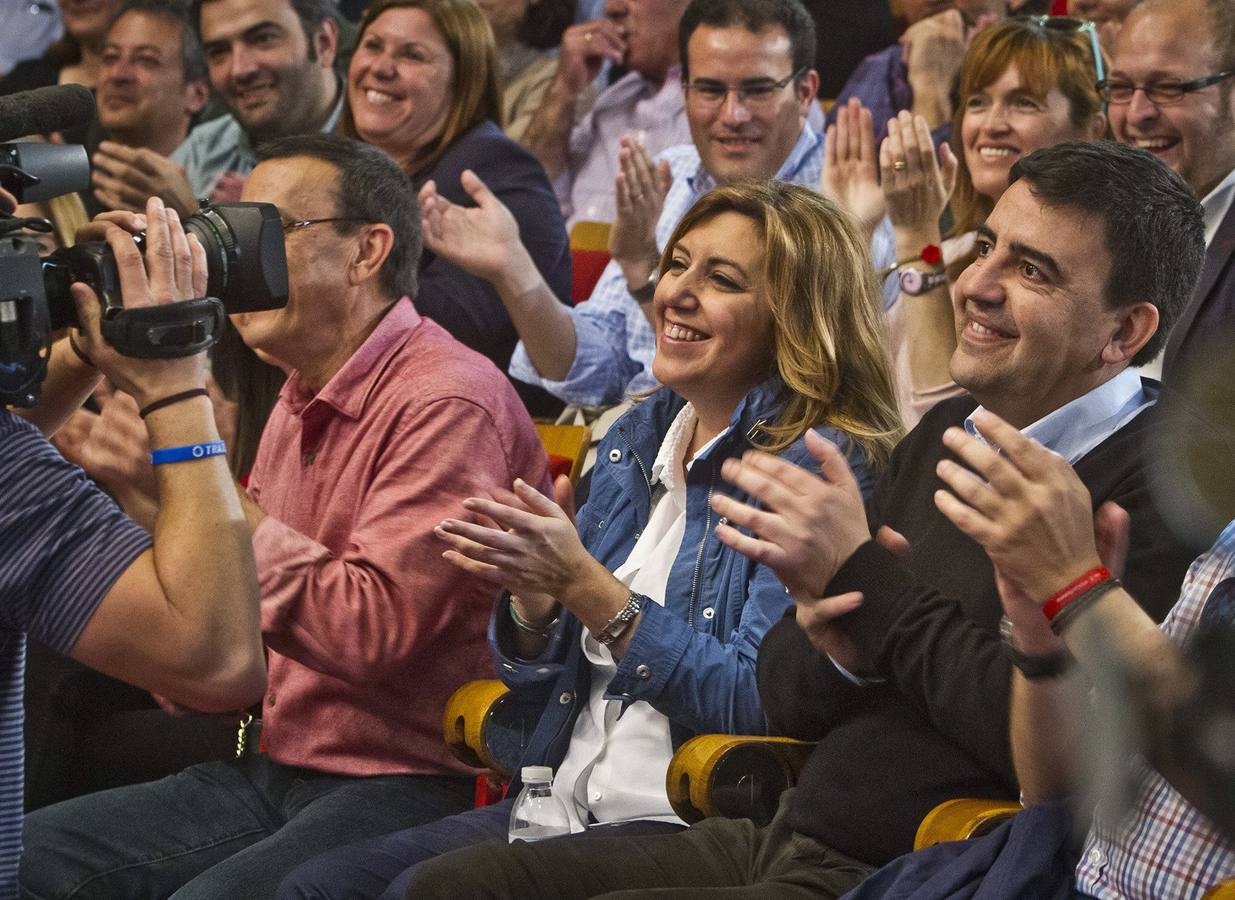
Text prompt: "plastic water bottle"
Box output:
[[508, 766, 571, 843]]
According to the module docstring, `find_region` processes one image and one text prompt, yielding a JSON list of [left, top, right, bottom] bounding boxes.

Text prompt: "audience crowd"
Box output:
[[1, 0, 1233, 898]]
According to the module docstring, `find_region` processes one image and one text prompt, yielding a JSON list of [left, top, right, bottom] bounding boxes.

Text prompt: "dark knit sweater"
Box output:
[[756, 391, 1198, 867]]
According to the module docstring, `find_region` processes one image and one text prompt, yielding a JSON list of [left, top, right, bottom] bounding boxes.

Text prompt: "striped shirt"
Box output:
[[1075, 520, 1235, 899], [0, 412, 150, 898]]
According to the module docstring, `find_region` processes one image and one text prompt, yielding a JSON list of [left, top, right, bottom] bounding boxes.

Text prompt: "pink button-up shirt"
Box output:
[[247, 298, 549, 776]]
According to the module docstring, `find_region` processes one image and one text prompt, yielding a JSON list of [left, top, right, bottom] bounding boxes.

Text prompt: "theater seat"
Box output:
[[534, 422, 592, 486], [666, 734, 813, 827], [569, 221, 612, 304]]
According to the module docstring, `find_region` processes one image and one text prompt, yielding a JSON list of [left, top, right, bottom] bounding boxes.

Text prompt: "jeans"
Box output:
[[19, 752, 473, 900]]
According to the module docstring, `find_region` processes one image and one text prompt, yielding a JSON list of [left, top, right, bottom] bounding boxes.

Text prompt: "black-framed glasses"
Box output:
[[1097, 71, 1235, 106], [282, 217, 371, 234], [683, 66, 807, 110], [1018, 15, 1106, 86]]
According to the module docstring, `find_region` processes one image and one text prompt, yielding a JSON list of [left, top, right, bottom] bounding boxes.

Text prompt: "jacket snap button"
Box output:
[[558, 691, 572, 705], [608, 449, 622, 463], [702, 607, 715, 620], [636, 664, 651, 679]]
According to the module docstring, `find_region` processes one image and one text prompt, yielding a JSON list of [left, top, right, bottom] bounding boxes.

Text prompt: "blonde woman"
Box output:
[[276, 179, 903, 900]]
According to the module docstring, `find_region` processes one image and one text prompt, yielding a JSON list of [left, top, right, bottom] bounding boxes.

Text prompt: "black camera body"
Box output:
[[0, 139, 290, 407], [41, 203, 290, 353]]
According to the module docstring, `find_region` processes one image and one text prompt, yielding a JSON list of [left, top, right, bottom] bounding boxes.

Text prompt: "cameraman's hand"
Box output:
[[71, 196, 209, 408], [74, 209, 148, 244], [92, 142, 199, 218]]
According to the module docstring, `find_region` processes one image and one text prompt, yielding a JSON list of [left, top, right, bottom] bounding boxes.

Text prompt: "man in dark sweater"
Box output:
[[399, 141, 1209, 898]]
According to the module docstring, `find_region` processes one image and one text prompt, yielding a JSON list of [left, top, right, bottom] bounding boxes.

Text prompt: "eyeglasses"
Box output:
[[683, 66, 807, 110], [281, 217, 371, 234], [1017, 15, 1106, 86], [1097, 71, 1235, 106]]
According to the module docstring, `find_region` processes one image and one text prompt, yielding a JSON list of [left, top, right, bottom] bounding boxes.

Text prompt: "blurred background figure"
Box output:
[[88, 0, 210, 213], [0, 0, 120, 98], [477, 0, 576, 143], [0, 0, 61, 77]]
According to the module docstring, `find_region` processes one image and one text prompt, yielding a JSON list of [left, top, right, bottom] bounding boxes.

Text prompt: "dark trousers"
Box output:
[[276, 798, 683, 900], [19, 752, 473, 900], [403, 791, 876, 900]]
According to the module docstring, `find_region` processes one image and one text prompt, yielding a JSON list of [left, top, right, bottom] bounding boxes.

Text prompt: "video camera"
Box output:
[[0, 85, 289, 408]]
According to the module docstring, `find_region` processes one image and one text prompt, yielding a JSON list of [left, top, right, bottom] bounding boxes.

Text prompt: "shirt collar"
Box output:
[[965, 368, 1150, 464], [281, 296, 420, 420], [686, 122, 821, 198], [1201, 165, 1235, 247]]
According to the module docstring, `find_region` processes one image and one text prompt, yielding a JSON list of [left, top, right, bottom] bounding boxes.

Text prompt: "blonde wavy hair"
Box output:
[[659, 180, 904, 466], [340, 0, 503, 178], [948, 17, 1107, 236]]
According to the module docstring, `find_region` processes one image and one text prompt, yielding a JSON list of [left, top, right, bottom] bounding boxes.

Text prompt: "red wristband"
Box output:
[[1041, 565, 1111, 621]]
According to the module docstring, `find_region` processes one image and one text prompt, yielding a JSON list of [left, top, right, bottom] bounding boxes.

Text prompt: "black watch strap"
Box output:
[[1000, 616, 1074, 680]]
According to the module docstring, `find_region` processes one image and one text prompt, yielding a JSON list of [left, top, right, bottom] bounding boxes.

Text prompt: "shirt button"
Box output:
[[266, 692, 276, 707], [591, 790, 603, 802], [302, 451, 316, 466], [558, 691, 573, 705], [702, 607, 715, 620], [636, 664, 651, 679], [608, 449, 622, 463], [1087, 848, 1105, 866]]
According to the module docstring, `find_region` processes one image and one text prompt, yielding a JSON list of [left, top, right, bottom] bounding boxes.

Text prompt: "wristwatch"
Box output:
[[999, 616, 1074, 680], [628, 270, 659, 304], [899, 266, 949, 296]]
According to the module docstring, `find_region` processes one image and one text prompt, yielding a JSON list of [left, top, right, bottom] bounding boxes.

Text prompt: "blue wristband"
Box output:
[[149, 440, 227, 466]]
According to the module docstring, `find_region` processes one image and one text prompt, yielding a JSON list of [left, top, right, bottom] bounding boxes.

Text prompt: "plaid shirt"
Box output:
[[1075, 520, 1235, 899], [510, 124, 896, 407]]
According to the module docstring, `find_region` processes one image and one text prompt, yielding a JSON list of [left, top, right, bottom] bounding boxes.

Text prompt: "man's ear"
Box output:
[[184, 78, 210, 118], [798, 68, 820, 112], [315, 16, 339, 71], [348, 222, 395, 288], [1101, 300, 1159, 365]]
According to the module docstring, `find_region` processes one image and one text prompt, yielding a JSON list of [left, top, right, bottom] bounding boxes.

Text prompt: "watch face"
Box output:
[[900, 268, 924, 294]]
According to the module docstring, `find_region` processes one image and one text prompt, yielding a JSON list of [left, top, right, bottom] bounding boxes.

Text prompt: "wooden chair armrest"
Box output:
[[666, 734, 816, 826], [914, 798, 1024, 851], [443, 679, 510, 773], [1204, 880, 1235, 899]]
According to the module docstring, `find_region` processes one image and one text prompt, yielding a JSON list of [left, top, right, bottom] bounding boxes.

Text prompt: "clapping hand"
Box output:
[[418, 169, 541, 295], [610, 135, 671, 291], [92, 142, 198, 217], [880, 110, 957, 240], [821, 98, 885, 240]]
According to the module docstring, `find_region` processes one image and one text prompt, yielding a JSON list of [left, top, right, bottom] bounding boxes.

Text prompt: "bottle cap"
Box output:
[[521, 765, 553, 783]]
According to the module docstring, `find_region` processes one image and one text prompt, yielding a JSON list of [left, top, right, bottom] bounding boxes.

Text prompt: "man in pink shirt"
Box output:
[[21, 134, 550, 900]]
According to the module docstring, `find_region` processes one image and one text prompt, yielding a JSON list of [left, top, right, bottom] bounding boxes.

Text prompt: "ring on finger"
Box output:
[[892, 159, 908, 171]]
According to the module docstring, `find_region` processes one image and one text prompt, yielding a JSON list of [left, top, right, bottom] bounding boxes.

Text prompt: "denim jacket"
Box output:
[[489, 378, 876, 790]]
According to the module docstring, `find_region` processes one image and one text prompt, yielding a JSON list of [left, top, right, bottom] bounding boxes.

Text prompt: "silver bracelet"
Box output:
[[509, 599, 559, 637], [593, 591, 644, 646]]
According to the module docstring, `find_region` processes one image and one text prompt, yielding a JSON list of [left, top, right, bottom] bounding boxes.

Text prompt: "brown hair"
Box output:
[[949, 17, 1107, 236], [660, 180, 904, 465], [339, 0, 503, 178]]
